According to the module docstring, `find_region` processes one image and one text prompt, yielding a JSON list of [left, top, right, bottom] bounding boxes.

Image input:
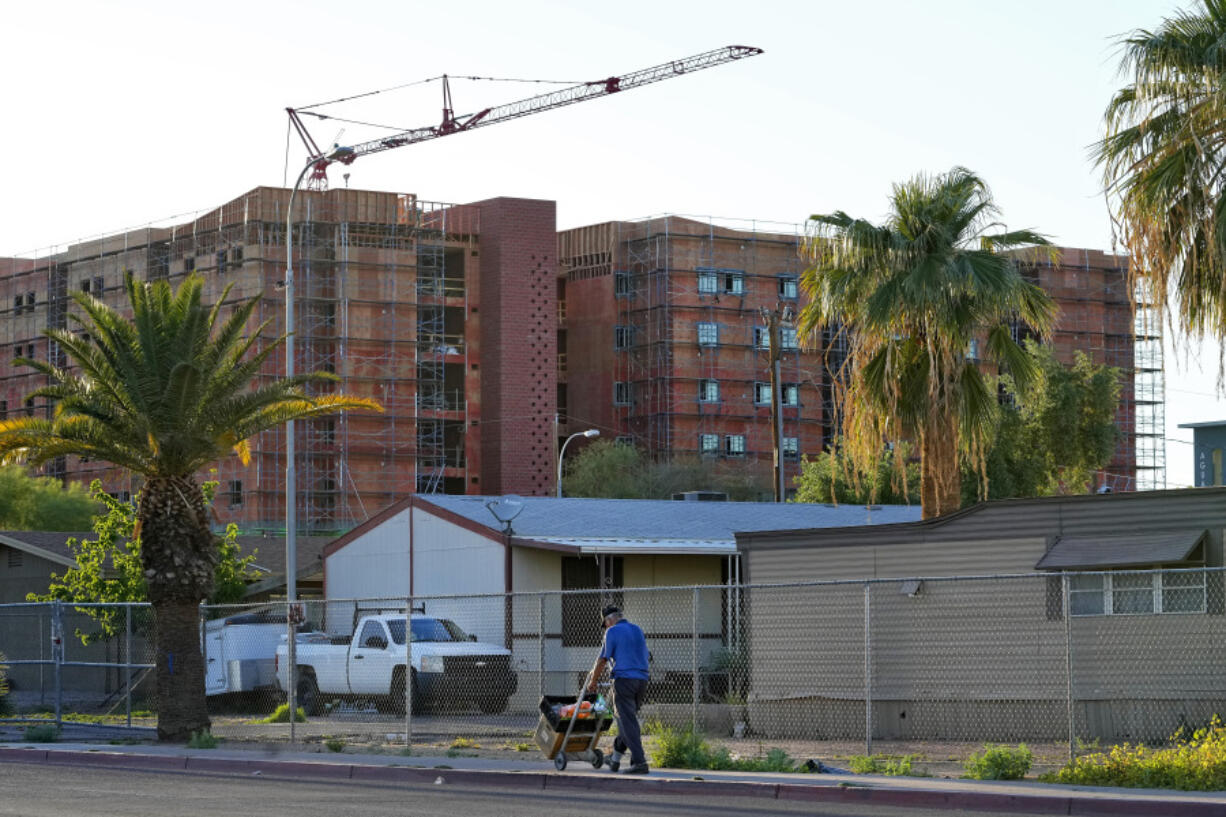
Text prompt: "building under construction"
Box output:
[[558, 219, 1164, 494], [0, 186, 559, 533]]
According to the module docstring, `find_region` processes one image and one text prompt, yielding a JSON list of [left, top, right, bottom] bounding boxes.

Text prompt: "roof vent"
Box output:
[[671, 491, 728, 502]]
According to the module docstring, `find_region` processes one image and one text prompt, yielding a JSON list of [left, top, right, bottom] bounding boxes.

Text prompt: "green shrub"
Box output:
[[255, 704, 306, 723], [23, 724, 59, 743], [187, 730, 218, 749], [0, 652, 10, 717], [964, 744, 1032, 780], [647, 721, 802, 773], [324, 737, 345, 753], [1041, 718, 1226, 791], [849, 754, 923, 776], [450, 737, 480, 750]]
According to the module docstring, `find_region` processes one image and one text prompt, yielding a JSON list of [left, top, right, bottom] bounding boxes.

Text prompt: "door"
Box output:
[[349, 620, 396, 695], [204, 630, 226, 694]]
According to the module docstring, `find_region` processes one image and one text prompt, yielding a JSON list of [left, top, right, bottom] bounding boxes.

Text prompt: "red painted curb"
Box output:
[[349, 764, 548, 790], [544, 773, 779, 800], [184, 756, 354, 779], [29, 750, 187, 771], [0, 748, 48, 763], [1070, 796, 1226, 817]]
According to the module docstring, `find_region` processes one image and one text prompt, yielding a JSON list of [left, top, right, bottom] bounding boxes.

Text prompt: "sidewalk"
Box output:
[[3, 740, 1225, 816]]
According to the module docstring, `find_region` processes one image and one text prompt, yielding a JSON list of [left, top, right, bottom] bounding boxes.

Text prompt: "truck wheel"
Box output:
[[297, 672, 322, 716], [389, 669, 422, 716], [476, 696, 509, 715]]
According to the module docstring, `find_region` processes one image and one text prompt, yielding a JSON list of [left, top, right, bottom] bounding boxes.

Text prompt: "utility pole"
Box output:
[[761, 306, 790, 502]]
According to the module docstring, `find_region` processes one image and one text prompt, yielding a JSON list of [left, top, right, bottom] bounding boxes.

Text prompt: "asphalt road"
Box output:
[[0, 762, 1013, 817]]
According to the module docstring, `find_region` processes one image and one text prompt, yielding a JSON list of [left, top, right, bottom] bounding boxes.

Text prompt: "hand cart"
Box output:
[[535, 673, 614, 771]]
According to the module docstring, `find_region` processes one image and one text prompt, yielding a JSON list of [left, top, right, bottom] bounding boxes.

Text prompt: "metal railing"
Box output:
[[2, 568, 1223, 759]]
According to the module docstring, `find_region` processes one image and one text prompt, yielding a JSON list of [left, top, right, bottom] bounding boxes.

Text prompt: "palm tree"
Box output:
[[0, 274, 380, 740], [1094, 0, 1226, 339], [799, 167, 1056, 519]]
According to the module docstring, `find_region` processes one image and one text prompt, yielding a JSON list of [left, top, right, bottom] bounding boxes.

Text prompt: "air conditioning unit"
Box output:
[[671, 491, 729, 502]]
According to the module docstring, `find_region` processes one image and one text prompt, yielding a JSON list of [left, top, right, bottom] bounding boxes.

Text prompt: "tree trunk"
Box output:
[[139, 475, 217, 742], [920, 412, 960, 520]]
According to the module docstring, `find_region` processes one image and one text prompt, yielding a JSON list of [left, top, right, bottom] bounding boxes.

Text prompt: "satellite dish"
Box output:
[[485, 495, 524, 531]]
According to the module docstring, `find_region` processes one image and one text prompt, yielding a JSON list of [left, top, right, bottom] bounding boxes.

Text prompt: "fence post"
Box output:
[[52, 600, 63, 729], [1063, 572, 1074, 761], [863, 583, 872, 757], [538, 593, 545, 702], [287, 600, 297, 746], [405, 598, 414, 750], [692, 587, 700, 732], [125, 604, 133, 728]]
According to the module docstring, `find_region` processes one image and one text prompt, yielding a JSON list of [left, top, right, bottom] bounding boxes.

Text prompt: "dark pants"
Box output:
[[611, 676, 648, 766]]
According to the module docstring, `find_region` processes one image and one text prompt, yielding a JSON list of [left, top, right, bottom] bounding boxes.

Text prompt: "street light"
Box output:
[[285, 144, 353, 603], [557, 429, 600, 498]]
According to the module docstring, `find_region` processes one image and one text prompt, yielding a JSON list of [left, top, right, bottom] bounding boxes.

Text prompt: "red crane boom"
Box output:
[[288, 45, 763, 185]]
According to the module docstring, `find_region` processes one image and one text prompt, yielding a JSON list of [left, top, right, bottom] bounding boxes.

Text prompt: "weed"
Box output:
[[1041, 717, 1226, 790], [450, 736, 480, 750], [646, 720, 803, 773], [399, 747, 414, 757], [848, 754, 926, 776], [513, 742, 535, 752], [324, 737, 346, 753], [187, 730, 219, 749], [963, 744, 1032, 780], [23, 724, 59, 743], [255, 704, 306, 724]]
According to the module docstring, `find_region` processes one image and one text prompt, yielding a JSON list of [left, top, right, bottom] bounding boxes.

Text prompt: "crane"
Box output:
[[287, 45, 763, 188]]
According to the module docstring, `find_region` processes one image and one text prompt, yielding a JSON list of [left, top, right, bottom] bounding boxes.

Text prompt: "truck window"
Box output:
[[385, 618, 470, 644], [359, 620, 387, 649]]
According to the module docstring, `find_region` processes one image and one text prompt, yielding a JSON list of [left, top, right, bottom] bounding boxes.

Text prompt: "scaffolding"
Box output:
[[0, 187, 479, 534]]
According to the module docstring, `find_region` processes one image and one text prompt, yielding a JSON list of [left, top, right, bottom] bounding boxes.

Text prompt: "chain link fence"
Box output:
[[3, 568, 1224, 760]]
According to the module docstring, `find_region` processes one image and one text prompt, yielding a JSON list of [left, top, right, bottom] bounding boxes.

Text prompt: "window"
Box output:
[[0, 400, 6, 419], [26, 344, 34, 360], [359, 620, 388, 649], [699, 379, 720, 403], [231, 246, 244, 264], [699, 434, 720, 456], [24, 397, 35, 417], [754, 382, 771, 405], [81, 279, 91, 294], [1069, 570, 1208, 616], [781, 327, 799, 350], [721, 270, 744, 295], [216, 251, 227, 273], [562, 555, 623, 647], [614, 435, 634, 447], [614, 270, 630, 297], [697, 268, 719, 294], [725, 434, 746, 457], [184, 256, 196, 273], [778, 276, 798, 299], [783, 383, 800, 406], [697, 322, 719, 346], [614, 381, 632, 405], [614, 325, 633, 350], [227, 480, 243, 507], [783, 436, 799, 459], [967, 339, 980, 361], [26, 292, 35, 312], [753, 327, 769, 350]]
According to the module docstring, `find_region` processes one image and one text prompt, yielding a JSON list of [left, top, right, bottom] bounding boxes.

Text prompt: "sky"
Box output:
[[1, 0, 1218, 487]]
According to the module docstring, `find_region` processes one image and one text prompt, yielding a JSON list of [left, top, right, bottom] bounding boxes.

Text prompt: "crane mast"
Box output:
[[288, 45, 763, 185]]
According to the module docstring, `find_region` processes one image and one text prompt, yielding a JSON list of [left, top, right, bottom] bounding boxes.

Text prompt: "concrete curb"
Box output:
[[1, 747, 1222, 817]]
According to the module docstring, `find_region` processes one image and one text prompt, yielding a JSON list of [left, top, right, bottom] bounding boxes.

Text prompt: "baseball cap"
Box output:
[[601, 605, 621, 620]]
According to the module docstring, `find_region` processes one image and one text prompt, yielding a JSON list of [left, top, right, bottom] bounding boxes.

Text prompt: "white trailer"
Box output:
[[203, 611, 299, 697]]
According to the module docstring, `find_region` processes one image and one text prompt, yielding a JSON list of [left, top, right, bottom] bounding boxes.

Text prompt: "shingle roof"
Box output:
[[0, 531, 89, 565], [421, 495, 921, 552]]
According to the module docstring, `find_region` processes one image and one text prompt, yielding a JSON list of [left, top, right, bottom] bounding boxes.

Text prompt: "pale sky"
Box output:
[[1, 0, 1217, 487]]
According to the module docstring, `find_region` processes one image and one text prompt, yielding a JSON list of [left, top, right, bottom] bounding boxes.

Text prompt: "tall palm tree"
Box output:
[[800, 167, 1056, 519], [0, 274, 380, 740], [1094, 0, 1226, 340]]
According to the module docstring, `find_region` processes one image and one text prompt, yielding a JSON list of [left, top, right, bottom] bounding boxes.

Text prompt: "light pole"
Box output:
[[557, 429, 599, 498], [285, 145, 354, 603]]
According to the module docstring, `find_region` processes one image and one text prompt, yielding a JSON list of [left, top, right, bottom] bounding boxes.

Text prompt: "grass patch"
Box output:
[[1041, 719, 1226, 790], [848, 754, 927, 777], [255, 704, 306, 724], [324, 737, 345, 753], [187, 730, 219, 749], [23, 724, 59, 743], [513, 742, 535, 752], [963, 744, 1032, 780], [449, 737, 480, 750]]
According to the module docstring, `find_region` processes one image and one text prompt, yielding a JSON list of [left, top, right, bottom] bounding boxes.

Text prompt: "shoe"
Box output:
[[607, 761, 620, 772], [626, 763, 649, 775]]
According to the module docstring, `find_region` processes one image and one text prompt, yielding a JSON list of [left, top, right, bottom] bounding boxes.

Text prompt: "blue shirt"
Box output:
[[599, 619, 649, 680]]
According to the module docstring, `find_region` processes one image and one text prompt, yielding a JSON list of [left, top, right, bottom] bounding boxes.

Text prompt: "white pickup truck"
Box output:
[[275, 613, 517, 715]]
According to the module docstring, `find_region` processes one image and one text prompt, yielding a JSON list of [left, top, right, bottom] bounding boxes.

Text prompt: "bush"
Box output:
[[964, 744, 1032, 780], [187, 730, 218, 749], [0, 652, 10, 717], [849, 754, 923, 776], [647, 721, 802, 773], [256, 704, 306, 723], [324, 737, 345, 753], [23, 724, 59, 743], [1041, 718, 1226, 791]]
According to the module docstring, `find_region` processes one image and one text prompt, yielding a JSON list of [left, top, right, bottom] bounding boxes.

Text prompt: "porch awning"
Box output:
[[531, 537, 737, 556], [1035, 530, 1208, 570]]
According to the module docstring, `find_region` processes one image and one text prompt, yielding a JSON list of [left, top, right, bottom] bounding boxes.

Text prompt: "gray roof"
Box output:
[[422, 495, 921, 553], [1035, 530, 1208, 570]]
